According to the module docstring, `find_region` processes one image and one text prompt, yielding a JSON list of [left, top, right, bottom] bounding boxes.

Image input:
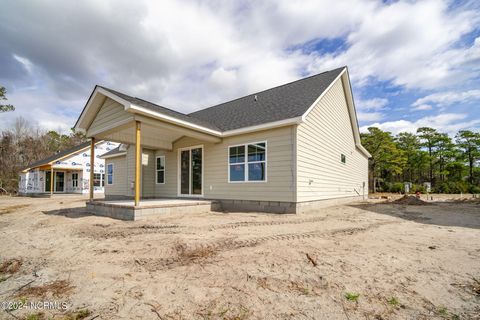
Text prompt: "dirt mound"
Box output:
[[391, 195, 431, 205]]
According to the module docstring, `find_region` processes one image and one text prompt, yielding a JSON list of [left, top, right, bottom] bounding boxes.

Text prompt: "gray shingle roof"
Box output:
[[99, 147, 125, 158], [189, 67, 345, 131], [98, 86, 222, 131], [23, 141, 91, 171], [97, 66, 345, 132]]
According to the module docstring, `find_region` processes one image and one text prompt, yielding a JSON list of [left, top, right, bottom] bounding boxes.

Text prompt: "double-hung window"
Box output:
[[72, 173, 78, 188], [229, 141, 267, 182], [107, 163, 113, 185], [156, 156, 165, 184], [93, 173, 102, 187]]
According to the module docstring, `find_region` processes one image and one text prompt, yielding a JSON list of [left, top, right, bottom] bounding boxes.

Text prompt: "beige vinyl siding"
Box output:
[[104, 155, 128, 196], [155, 148, 177, 197], [142, 149, 156, 197], [296, 78, 368, 202], [154, 126, 295, 202], [88, 98, 133, 134]]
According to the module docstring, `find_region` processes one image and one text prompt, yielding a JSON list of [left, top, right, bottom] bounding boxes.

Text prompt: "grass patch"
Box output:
[[0, 204, 30, 215], [387, 296, 399, 306], [289, 281, 311, 296], [23, 312, 46, 320], [0, 258, 22, 274], [174, 242, 218, 265], [16, 280, 74, 298], [63, 309, 92, 320], [436, 306, 448, 315], [345, 292, 360, 302], [196, 303, 250, 320]]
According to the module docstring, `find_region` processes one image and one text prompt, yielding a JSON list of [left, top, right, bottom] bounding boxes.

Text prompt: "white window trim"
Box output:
[[156, 155, 166, 185], [228, 140, 267, 183], [72, 173, 79, 188], [107, 163, 114, 185], [93, 172, 103, 187], [176, 145, 204, 197]]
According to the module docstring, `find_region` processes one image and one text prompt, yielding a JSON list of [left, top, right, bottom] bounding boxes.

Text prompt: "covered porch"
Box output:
[[20, 165, 84, 196], [78, 87, 223, 218]]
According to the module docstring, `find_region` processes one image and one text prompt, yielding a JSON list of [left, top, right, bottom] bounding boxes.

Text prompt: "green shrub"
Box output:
[[469, 185, 480, 194], [434, 181, 470, 194], [411, 184, 426, 193], [382, 182, 404, 193]]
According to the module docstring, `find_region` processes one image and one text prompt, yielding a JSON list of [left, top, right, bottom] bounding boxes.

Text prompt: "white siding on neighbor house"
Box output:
[[19, 141, 117, 195], [154, 126, 296, 202], [88, 98, 133, 135], [296, 78, 368, 202]]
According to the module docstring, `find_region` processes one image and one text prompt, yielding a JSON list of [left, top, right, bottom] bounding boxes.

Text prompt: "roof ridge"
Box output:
[[98, 85, 188, 116], [188, 66, 346, 115]]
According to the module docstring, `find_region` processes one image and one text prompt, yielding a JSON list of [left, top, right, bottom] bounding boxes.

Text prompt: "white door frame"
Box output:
[[177, 144, 204, 197]]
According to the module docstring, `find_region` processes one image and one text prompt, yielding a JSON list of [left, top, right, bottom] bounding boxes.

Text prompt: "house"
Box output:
[[74, 66, 370, 219], [18, 140, 119, 196]]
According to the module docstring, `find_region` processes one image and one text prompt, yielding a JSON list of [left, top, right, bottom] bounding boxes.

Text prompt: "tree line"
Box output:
[[0, 117, 87, 192], [361, 127, 480, 194], [0, 86, 87, 192]]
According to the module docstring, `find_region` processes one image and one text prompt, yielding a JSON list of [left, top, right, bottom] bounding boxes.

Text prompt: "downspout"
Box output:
[[292, 125, 297, 203]]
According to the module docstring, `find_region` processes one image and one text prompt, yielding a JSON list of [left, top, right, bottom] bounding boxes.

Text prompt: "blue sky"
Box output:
[[0, 0, 479, 135]]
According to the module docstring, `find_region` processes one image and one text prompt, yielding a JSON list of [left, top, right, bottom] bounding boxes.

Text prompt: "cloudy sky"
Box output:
[[1, 0, 479, 135]]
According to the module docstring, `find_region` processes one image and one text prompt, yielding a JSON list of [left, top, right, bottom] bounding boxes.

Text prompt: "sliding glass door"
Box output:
[[45, 171, 65, 192], [179, 146, 203, 196]]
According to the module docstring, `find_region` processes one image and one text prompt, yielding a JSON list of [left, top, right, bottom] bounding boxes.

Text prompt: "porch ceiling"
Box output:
[[94, 121, 181, 150], [91, 114, 222, 150]]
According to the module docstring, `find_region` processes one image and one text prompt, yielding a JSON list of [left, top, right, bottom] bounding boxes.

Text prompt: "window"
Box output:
[[107, 163, 113, 185], [156, 156, 165, 184], [229, 141, 266, 182], [102, 174, 105, 187], [72, 173, 78, 188], [93, 173, 102, 187], [341, 154, 346, 164]]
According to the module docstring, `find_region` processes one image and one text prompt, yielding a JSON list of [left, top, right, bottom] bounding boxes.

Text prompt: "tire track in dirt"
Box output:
[[205, 215, 331, 230], [77, 215, 335, 239], [132, 220, 396, 271], [76, 224, 182, 239]]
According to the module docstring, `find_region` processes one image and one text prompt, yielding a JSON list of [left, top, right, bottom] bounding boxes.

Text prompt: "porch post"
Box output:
[[50, 167, 54, 196], [89, 137, 95, 201], [135, 121, 141, 206]]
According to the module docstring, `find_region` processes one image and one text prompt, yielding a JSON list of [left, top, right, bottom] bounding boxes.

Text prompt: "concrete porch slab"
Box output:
[[86, 198, 220, 220]]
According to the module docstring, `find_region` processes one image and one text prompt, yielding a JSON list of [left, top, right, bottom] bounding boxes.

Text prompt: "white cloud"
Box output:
[[356, 97, 388, 111], [412, 104, 433, 111], [412, 89, 480, 107], [357, 111, 384, 122], [12, 54, 33, 74], [0, 0, 479, 132], [360, 113, 480, 135], [309, 0, 480, 89]]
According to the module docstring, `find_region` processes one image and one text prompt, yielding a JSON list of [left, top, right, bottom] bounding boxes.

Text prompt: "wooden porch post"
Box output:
[[135, 121, 141, 206], [50, 167, 54, 196], [89, 138, 95, 201]]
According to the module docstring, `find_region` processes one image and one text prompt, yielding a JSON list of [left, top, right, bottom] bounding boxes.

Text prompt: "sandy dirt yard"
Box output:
[[0, 195, 479, 320]]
